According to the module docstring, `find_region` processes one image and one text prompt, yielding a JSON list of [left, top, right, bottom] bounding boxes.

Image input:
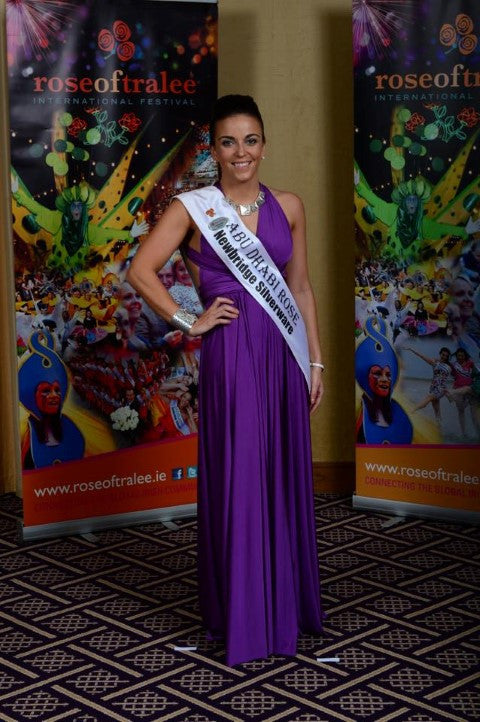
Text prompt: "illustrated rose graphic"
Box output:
[[112, 21, 131, 42], [67, 117, 87, 138], [117, 42, 135, 62], [457, 107, 480, 128], [98, 28, 115, 53], [455, 14, 474, 35], [118, 113, 142, 133], [458, 35, 477, 55], [98, 20, 136, 61], [440, 13, 477, 56], [405, 112, 425, 132]]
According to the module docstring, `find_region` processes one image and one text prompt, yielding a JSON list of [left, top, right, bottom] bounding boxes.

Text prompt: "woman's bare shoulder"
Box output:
[[269, 188, 305, 225], [168, 196, 198, 232]]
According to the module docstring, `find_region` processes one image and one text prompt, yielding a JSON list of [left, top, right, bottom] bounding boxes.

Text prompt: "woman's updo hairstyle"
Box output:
[[209, 94, 265, 145]]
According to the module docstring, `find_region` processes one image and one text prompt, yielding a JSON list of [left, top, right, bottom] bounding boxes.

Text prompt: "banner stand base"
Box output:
[[352, 495, 480, 526], [22, 503, 197, 542]]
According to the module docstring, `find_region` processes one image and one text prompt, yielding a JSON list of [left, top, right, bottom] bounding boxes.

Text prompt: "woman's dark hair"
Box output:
[[31, 414, 63, 444], [187, 380, 199, 403], [455, 347, 470, 359], [363, 394, 393, 425], [209, 94, 265, 144], [439, 347, 450, 356]]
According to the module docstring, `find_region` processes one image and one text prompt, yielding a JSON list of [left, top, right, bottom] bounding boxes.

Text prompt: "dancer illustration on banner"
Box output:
[[405, 346, 452, 426], [11, 174, 148, 273], [356, 316, 413, 444], [18, 330, 85, 469], [402, 299, 439, 336], [354, 167, 480, 262], [447, 347, 480, 437]]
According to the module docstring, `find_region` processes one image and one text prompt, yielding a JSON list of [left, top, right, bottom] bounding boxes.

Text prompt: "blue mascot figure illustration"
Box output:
[[356, 316, 413, 444], [19, 330, 85, 468]]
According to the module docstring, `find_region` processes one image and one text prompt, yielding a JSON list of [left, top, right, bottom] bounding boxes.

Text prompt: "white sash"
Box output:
[[175, 185, 311, 390]]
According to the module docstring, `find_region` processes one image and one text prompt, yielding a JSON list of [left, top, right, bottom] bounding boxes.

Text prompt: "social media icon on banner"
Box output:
[[187, 466, 198, 478], [171, 468, 183, 480]]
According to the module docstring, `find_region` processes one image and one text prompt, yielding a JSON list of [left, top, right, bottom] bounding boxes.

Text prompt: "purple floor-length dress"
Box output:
[[185, 184, 323, 666]]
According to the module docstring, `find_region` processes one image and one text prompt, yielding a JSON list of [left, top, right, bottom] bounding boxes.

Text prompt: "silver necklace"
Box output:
[[226, 189, 265, 216]]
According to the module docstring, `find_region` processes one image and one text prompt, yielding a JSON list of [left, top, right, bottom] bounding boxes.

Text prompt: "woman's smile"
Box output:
[[211, 114, 265, 187]]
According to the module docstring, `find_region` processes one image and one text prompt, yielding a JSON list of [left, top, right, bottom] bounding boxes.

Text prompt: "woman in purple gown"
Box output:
[[128, 95, 324, 665]]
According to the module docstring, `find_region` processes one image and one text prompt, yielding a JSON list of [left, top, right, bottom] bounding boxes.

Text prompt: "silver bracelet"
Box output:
[[310, 362, 325, 371], [171, 308, 198, 333]]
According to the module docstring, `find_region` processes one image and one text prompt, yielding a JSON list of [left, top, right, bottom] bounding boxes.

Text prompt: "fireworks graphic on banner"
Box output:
[[353, 0, 412, 65], [6, 0, 73, 64]]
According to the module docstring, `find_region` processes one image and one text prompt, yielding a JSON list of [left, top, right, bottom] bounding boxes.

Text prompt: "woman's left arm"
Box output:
[[281, 192, 324, 413]]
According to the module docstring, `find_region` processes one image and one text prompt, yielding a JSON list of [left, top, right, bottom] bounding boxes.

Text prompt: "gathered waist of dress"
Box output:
[[201, 278, 249, 306], [184, 236, 288, 306], [185, 244, 217, 271], [185, 241, 250, 305]]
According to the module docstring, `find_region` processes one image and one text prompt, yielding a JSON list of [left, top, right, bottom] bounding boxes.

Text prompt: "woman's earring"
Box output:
[[261, 155, 266, 160]]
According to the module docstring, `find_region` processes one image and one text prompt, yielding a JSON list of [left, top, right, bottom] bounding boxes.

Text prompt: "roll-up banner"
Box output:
[[353, 0, 480, 523], [7, 0, 218, 540]]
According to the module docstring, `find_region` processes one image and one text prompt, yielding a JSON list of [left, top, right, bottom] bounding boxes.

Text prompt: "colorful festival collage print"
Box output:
[[354, 1, 480, 446], [8, 0, 217, 470]]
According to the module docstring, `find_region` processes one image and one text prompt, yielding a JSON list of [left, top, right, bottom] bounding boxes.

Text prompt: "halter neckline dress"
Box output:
[[185, 184, 323, 666]]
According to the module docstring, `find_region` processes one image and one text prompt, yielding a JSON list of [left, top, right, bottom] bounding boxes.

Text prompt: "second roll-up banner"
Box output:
[[353, 0, 480, 523], [7, 0, 218, 540]]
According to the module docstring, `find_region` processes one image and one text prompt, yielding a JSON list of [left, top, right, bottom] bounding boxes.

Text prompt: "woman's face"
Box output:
[[70, 201, 83, 221], [471, 241, 480, 262], [211, 114, 265, 185], [440, 349, 450, 362], [174, 260, 192, 286], [456, 349, 467, 363], [178, 392, 192, 410], [119, 282, 142, 321], [404, 195, 419, 214], [368, 365, 391, 397], [451, 278, 475, 318], [446, 303, 462, 337], [35, 381, 62, 415], [158, 265, 175, 290], [114, 310, 132, 338]]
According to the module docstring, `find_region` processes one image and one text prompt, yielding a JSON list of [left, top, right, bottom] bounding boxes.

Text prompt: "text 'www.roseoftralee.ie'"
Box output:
[[363, 462, 479, 484], [33, 471, 171, 497]]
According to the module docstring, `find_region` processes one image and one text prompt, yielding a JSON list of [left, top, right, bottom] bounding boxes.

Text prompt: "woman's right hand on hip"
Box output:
[[189, 297, 239, 336]]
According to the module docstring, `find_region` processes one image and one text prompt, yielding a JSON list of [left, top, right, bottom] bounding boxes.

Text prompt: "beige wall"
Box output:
[[219, 0, 355, 463], [0, 0, 354, 493]]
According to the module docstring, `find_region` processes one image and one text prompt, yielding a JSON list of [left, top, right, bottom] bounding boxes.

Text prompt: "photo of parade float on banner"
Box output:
[[7, 0, 217, 531]]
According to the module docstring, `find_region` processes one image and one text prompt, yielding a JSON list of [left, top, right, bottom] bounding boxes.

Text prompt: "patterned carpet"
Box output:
[[0, 493, 479, 722]]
